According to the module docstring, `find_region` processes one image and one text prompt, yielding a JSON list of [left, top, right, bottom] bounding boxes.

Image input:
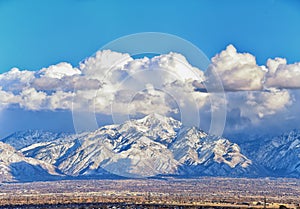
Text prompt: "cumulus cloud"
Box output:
[[47, 91, 74, 111], [202, 45, 298, 133], [0, 50, 207, 115], [32, 76, 100, 91], [19, 88, 47, 110], [206, 45, 267, 91], [0, 87, 20, 109], [37, 62, 81, 79], [265, 58, 300, 89], [75, 51, 207, 116], [110, 86, 179, 116], [224, 88, 294, 134], [246, 89, 292, 119], [80, 50, 133, 81], [0, 68, 35, 92], [0, 62, 104, 111], [0, 45, 299, 134]]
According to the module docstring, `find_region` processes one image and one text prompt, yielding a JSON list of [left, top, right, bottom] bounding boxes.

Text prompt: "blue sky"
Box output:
[[0, 0, 300, 138], [0, 0, 299, 73]]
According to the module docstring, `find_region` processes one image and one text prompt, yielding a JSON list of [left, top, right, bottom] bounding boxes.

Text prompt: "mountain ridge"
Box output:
[[0, 114, 299, 182], [0, 142, 61, 182]]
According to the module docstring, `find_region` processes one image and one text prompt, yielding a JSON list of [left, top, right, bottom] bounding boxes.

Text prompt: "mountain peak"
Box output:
[[0, 113, 256, 180], [139, 113, 173, 121], [144, 113, 167, 120], [135, 113, 182, 128]]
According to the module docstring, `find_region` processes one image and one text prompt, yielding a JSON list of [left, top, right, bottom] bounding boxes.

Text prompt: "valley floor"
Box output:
[[0, 178, 299, 208]]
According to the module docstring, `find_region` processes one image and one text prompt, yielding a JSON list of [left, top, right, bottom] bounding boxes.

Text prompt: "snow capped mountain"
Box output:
[[170, 127, 253, 177], [2, 116, 300, 181], [0, 142, 61, 183], [0, 130, 70, 150], [22, 128, 179, 178], [118, 113, 182, 146], [14, 114, 253, 179], [241, 130, 300, 177]]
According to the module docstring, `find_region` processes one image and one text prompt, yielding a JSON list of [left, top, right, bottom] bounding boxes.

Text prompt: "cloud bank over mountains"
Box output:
[[0, 45, 299, 134]]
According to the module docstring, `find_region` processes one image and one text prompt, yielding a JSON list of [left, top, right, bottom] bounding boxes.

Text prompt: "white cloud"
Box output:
[[47, 91, 74, 111], [37, 62, 81, 79], [0, 46, 299, 133], [0, 62, 102, 111], [0, 87, 21, 109], [266, 57, 287, 75], [77, 51, 207, 116], [0, 68, 35, 92], [246, 89, 292, 119], [225, 89, 293, 129], [80, 50, 133, 81], [110, 86, 179, 116], [32, 75, 100, 91], [150, 52, 205, 81], [265, 58, 300, 89], [19, 88, 47, 110], [206, 45, 266, 91]]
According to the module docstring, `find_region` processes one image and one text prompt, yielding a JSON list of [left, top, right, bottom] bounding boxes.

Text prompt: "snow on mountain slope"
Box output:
[[20, 114, 252, 178], [4, 117, 300, 179], [22, 125, 179, 178], [247, 130, 300, 177], [0, 130, 70, 150], [170, 127, 252, 176], [0, 142, 61, 182], [118, 113, 182, 145]]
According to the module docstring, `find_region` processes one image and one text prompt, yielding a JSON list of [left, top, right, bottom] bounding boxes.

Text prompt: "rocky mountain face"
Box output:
[[1, 130, 69, 150], [0, 142, 61, 182], [238, 130, 300, 177], [18, 114, 253, 179], [1, 114, 299, 182]]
